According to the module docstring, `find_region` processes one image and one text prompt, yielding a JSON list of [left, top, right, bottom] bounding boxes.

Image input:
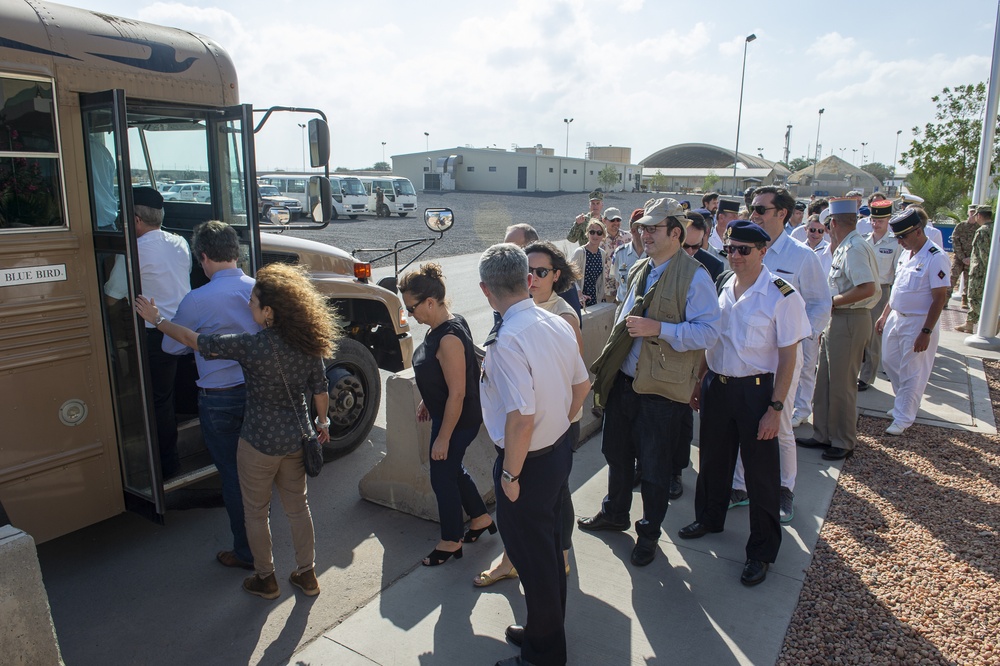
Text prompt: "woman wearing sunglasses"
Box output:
[[571, 219, 607, 306], [399, 263, 494, 567], [803, 213, 833, 276]]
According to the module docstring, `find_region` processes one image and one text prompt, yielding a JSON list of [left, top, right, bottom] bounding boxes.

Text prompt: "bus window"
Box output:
[[0, 75, 65, 231], [287, 178, 306, 194]]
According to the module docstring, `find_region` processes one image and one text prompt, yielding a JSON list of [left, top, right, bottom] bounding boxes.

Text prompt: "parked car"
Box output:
[[257, 183, 303, 221], [161, 182, 210, 202]]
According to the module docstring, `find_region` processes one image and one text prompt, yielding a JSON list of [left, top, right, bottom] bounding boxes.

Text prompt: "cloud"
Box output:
[[805, 32, 858, 57]]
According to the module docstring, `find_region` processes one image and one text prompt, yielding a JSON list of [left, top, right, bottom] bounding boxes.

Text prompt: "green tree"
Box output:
[[861, 162, 892, 184], [372, 161, 390, 171], [651, 169, 666, 191], [703, 169, 720, 191], [788, 157, 814, 172], [900, 82, 1000, 192], [598, 165, 620, 191], [905, 171, 965, 218]]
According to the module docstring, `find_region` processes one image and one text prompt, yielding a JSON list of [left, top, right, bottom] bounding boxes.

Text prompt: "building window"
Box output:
[[549, 168, 554, 173], [589, 170, 594, 175], [489, 166, 497, 172], [467, 166, 474, 172], [423, 166, 429, 171], [563, 169, 568, 174], [572, 169, 577, 174]]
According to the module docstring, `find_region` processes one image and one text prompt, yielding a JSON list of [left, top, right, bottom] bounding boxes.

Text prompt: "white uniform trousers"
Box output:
[[882, 311, 939, 428], [734, 344, 802, 492], [793, 332, 820, 422]]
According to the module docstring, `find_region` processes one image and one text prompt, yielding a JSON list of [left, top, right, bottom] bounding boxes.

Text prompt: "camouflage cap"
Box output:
[[589, 190, 604, 201]]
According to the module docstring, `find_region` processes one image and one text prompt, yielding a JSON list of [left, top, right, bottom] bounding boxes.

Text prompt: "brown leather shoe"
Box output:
[[243, 573, 280, 600], [217, 550, 254, 570], [289, 569, 320, 596]]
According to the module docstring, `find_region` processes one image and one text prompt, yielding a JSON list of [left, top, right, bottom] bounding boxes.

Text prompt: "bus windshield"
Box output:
[[395, 179, 416, 196], [342, 178, 366, 196]]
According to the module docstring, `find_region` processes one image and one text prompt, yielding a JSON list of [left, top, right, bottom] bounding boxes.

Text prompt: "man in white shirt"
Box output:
[[858, 199, 901, 391], [104, 187, 191, 478], [708, 199, 741, 269], [679, 219, 810, 586], [479, 243, 590, 666], [611, 209, 646, 304]]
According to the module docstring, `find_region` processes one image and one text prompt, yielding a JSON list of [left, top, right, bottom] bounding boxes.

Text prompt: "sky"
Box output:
[[70, 0, 1000, 174]]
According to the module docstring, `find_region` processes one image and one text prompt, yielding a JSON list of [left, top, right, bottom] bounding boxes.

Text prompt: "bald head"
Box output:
[[503, 223, 538, 248]]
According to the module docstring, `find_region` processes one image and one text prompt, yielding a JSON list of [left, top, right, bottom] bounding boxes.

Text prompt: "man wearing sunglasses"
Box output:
[[679, 220, 809, 586], [858, 199, 901, 391], [739, 186, 829, 522], [600, 207, 632, 302], [797, 197, 880, 460], [708, 199, 741, 269], [581, 198, 720, 568], [874, 208, 950, 436]]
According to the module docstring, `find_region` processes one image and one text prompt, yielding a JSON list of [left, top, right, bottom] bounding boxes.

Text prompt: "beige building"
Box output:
[[392, 147, 640, 193], [639, 143, 790, 195]]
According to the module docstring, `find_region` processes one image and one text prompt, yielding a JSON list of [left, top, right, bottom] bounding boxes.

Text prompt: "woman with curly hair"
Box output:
[[136, 262, 338, 600], [399, 262, 493, 567]]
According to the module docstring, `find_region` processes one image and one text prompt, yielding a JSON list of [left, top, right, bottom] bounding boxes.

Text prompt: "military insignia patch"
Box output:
[[938, 270, 946, 279], [773, 277, 795, 296], [929, 246, 940, 254]]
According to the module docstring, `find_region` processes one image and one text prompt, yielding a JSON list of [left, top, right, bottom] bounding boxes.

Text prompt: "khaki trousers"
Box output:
[[813, 309, 871, 451], [859, 284, 891, 384], [237, 439, 315, 577]]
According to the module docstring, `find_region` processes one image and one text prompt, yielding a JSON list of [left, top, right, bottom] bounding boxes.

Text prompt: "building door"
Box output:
[[517, 166, 527, 189]]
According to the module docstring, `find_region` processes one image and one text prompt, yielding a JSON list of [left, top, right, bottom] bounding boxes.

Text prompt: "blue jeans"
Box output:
[[429, 419, 489, 542], [199, 386, 251, 563]]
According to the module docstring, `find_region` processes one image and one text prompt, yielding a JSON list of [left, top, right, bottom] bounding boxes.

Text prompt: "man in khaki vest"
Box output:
[[579, 198, 720, 567]]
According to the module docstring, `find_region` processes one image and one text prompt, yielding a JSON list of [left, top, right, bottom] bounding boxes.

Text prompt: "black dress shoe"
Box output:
[[822, 446, 854, 460], [795, 437, 829, 449], [677, 521, 723, 539], [578, 512, 629, 532], [630, 542, 656, 566], [740, 559, 769, 586], [505, 624, 524, 647], [669, 474, 683, 500], [496, 657, 537, 666], [857, 380, 869, 391]]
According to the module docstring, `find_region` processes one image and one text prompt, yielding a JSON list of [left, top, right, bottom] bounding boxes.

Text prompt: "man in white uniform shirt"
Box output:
[[679, 220, 810, 586], [858, 199, 901, 391], [728, 186, 829, 522], [875, 208, 950, 436], [104, 187, 191, 478], [478, 243, 590, 666], [708, 199, 741, 269]]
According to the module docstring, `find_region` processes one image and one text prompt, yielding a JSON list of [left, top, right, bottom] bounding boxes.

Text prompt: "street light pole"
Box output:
[[424, 132, 429, 152], [783, 124, 792, 165], [892, 129, 902, 179], [852, 148, 858, 164], [381, 141, 386, 164], [733, 33, 757, 195], [297, 123, 306, 171], [563, 118, 574, 156], [811, 108, 824, 188], [861, 142, 868, 166]]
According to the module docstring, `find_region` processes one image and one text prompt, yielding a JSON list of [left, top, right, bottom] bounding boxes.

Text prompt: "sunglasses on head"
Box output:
[[528, 267, 552, 278], [750, 205, 776, 215], [589, 229, 604, 236], [722, 244, 756, 257]]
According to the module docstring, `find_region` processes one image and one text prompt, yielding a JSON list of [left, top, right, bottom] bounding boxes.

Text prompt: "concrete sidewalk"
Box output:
[[285, 306, 997, 666]]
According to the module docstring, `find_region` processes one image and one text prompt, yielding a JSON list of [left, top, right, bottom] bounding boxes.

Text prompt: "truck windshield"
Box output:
[[259, 185, 280, 196]]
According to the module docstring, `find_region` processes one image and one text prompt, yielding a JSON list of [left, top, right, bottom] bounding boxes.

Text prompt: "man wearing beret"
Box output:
[[875, 208, 950, 436], [582, 198, 720, 567], [858, 199, 901, 391], [679, 220, 810, 586], [797, 197, 880, 460], [567, 190, 604, 245], [103, 187, 191, 478]]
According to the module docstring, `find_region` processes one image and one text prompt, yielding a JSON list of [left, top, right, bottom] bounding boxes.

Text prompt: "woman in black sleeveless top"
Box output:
[[400, 264, 495, 566]]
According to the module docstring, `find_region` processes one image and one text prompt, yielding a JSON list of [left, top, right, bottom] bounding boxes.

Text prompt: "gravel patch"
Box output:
[[779, 362, 1000, 665]]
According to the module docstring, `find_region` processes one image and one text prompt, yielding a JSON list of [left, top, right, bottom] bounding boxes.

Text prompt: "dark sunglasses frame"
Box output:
[[807, 227, 825, 234], [722, 244, 758, 257], [528, 267, 552, 278], [750, 205, 776, 215], [588, 229, 604, 236], [405, 298, 425, 315]]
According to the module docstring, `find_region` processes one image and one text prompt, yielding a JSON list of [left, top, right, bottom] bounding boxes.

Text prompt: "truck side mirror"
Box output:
[[308, 119, 330, 168], [309, 176, 332, 222], [425, 207, 454, 233]]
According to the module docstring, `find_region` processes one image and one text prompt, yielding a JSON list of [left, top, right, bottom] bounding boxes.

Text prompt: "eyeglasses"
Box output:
[[638, 224, 668, 234], [405, 298, 425, 315], [722, 244, 757, 257], [528, 267, 552, 278], [750, 205, 777, 215], [682, 243, 702, 251], [588, 229, 604, 236], [895, 228, 918, 239], [808, 227, 825, 234]]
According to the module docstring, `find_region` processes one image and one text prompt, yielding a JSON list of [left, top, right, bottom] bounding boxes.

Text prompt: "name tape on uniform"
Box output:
[[2, 264, 68, 287]]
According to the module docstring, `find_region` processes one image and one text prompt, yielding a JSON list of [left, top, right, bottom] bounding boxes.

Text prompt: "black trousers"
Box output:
[[694, 372, 781, 563], [147, 328, 180, 478], [494, 429, 573, 666]]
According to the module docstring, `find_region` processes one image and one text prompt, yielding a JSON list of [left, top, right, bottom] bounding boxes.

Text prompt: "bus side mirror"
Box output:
[[309, 176, 332, 222], [425, 207, 454, 233], [308, 119, 330, 168]]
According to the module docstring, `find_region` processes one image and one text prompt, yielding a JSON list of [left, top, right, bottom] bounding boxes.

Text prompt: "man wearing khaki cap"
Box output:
[[796, 197, 880, 460], [581, 198, 720, 567], [600, 207, 631, 302]]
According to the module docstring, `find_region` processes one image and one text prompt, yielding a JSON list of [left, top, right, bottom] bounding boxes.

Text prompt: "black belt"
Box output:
[[200, 384, 245, 393], [833, 308, 868, 316], [495, 443, 555, 459], [715, 372, 772, 386]]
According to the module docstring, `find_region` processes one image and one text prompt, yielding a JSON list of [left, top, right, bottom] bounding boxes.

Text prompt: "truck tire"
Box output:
[[349, 214, 359, 219], [397, 212, 408, 218], [261, 204, 271, 222], [323, 338, 381, 458]]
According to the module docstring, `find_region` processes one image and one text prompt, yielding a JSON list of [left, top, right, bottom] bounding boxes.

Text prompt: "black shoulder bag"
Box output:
[[266, 332, 324, 477]]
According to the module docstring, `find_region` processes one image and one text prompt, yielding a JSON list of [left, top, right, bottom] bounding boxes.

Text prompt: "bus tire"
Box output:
[[329, 208, 339, 221], [398, 212, 408, 218], [349, 215, 359, 219], [323, 338, 381, 458], [378, 203, 390, 217]]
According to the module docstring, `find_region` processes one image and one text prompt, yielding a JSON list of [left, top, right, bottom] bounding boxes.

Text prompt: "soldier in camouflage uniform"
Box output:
[[567, 190, 604, 245], [949, 205, 979, 307], [959, 206, 994, 333]]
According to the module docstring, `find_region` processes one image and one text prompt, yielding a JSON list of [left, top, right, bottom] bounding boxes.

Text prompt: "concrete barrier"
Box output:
[[0, 525, 63, 665], [359, 301, 617, 521]]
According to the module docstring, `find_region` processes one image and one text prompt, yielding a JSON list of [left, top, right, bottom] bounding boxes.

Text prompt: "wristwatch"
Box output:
[[921, 327, 932, 335], [501, 469, 520, 483], [154, 314, 165, 327], [769, 400, 784, 411]]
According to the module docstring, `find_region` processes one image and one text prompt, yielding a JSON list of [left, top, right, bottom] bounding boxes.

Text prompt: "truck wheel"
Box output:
[[323, 338, 381, 458], [397, 212, 408, 218], [349, 215, 359, 220], [261, 204, 271, 223]]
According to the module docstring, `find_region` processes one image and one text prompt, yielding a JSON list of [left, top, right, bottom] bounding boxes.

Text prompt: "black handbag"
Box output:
[[266, 332, 324, 477]]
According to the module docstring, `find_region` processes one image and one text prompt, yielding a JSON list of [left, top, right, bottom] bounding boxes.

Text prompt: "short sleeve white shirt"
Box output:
[[103, 228, 191, 328], [866, 231, 903, 285], [889, 240, 951, 315]]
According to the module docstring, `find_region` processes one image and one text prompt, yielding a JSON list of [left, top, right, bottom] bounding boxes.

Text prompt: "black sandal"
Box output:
[[462, 521, 498, 543], [422, 547, 463, 566]]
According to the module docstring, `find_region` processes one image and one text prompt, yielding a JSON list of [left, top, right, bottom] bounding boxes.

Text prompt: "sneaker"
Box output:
[[243, 573, 280, 600], [728, 488, 749, 509], [885, 422, 907, 436], [289, 568, 320, 596], [779, 487, 794, 524], [791, 414, 808, 428]]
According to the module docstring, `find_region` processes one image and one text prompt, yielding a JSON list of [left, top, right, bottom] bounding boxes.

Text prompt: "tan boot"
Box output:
[[243, 573, 280, 600], [289, 568, 320, 596]]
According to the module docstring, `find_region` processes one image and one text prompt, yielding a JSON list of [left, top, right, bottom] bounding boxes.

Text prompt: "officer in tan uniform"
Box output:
[[796, 197, 880, 460]]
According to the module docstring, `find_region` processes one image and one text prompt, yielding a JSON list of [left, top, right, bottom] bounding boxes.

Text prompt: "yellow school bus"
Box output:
[[0, 1, 413, 542]]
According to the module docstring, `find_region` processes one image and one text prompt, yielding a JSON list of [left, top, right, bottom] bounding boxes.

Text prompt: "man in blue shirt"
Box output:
[[163, 220, 259, 570]]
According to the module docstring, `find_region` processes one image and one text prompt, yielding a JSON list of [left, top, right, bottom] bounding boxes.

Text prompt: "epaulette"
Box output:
[[773, 277, 795, 297], [929, 246, 940, 254]]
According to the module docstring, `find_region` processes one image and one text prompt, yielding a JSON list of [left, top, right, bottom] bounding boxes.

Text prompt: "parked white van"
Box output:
[[329, 175, 368, 219], [359, 176, 418, 217]]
